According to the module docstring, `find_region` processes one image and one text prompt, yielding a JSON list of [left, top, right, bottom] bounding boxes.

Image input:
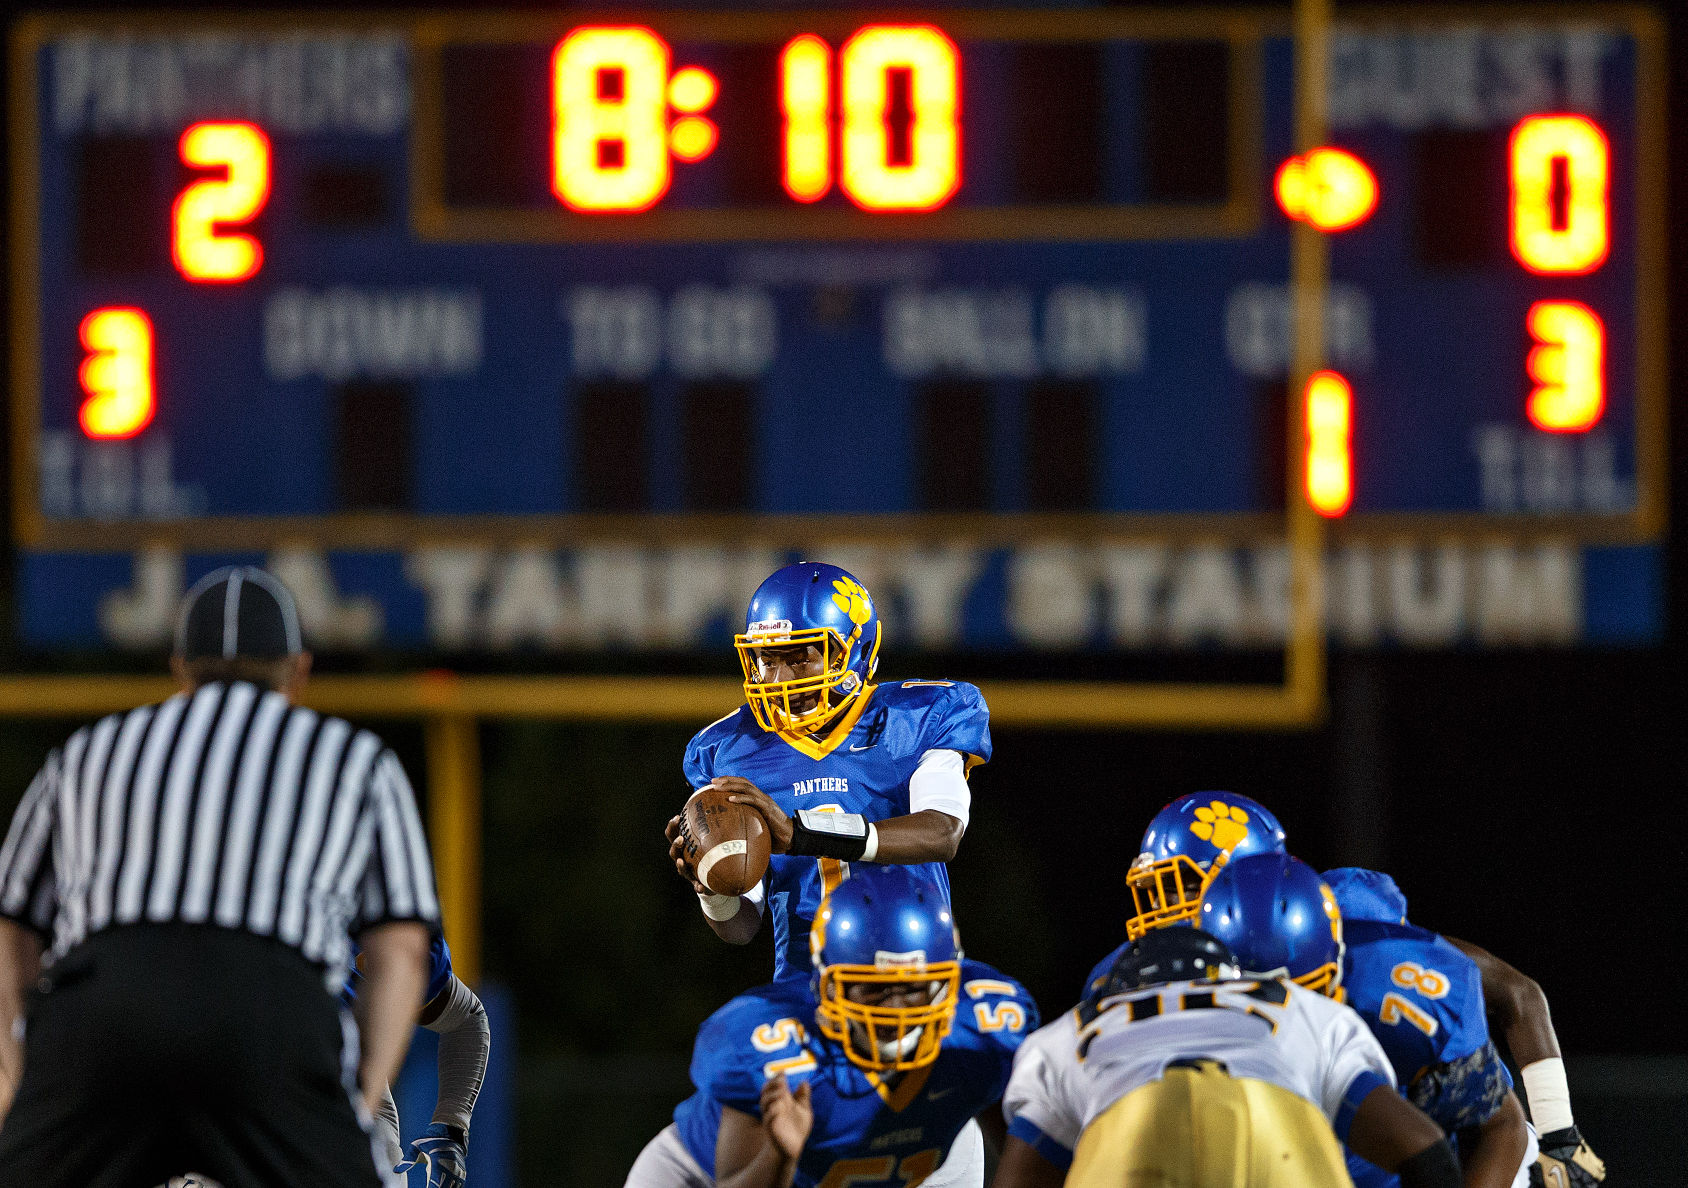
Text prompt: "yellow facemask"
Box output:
[[815, 961, 962, 1073], [1126, 850, 1237, 940], [735, 624, 877, 735]]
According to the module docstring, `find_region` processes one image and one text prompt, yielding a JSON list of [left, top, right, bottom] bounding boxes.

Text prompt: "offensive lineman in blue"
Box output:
[[627, 868, 1036, 1188], [1201, 855, 1533, 1188], [1077, 792, 1290, 997], [1319, 868, 1533, 1188], [1052, 795, 1593, 1187], [665, 563, 990, 983]]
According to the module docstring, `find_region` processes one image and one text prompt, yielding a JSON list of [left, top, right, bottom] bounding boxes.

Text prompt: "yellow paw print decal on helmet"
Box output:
[[1190, 801, 1251, 852], [831, 578, 873, 626]]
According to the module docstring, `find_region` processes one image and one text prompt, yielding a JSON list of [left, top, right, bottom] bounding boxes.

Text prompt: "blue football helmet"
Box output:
[[1126, 793, 1287, 939], [736, 562, 882, 735], [1321, 866, 1409, 924], [1199, 853, 1345, 998], [809, 867, 961, 1073]]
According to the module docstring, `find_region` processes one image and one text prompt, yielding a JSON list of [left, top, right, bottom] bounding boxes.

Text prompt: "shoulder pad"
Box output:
[[683, 706, 756, 783], [894, 678, 983, 703], [691, 982, 820, 1105], [955, 960, 1040, 1042], [687, 706, 756, 751], [698, 980, 814, 1037], [1344, 922, 1489, 1059], [1082, 942, 1131, 1000], [899, 681, 991, 764]]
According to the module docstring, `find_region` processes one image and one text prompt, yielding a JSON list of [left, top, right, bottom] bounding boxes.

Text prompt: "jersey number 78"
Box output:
[[1378, 961, 1450, 1037]]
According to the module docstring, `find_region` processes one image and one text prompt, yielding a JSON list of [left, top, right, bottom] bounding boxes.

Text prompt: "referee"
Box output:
[[0, 566, 439, 1188]]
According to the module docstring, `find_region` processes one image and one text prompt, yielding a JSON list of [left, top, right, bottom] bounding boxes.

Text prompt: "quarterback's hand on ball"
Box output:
[[665, 815, 710, 895], [759, 1073, 813, 1160], [397, 1123, 468, 1188], [1530, 1126, 1605, 1187], [717, 779, 792, 853]]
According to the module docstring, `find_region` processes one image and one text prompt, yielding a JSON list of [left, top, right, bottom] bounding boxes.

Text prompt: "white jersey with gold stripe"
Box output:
[[1004, 977, 1396, 1152]]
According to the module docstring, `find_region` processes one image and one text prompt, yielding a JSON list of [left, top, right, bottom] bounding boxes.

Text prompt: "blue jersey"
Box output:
[[674, 959, 1035, 1187], [1341, 920, 1512, 1188], [343, 930, 455, 1008], [684, 681, 991, 981]]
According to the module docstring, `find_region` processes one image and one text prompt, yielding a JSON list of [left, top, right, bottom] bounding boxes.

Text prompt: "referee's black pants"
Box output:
[[0, 923, 382, 1188]]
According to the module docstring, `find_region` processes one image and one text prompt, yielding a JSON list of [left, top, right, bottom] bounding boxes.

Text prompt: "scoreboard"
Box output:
[[9, 7, 1666, 655]]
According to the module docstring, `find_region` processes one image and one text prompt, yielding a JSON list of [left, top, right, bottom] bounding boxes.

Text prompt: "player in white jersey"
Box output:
[[995, 929, 1462, 1188]]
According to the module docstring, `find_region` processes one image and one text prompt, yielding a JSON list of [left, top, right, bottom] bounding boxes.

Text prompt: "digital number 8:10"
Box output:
[[550, 24, 962, 214]]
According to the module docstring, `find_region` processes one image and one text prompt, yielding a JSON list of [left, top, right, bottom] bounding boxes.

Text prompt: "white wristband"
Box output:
[[1520, 1057, 1574, 1132], [861, 823, 879, 862], [698, 892, 741, 921]]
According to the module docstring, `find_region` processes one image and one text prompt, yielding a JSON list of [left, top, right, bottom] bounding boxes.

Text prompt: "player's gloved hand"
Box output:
[[666, 815, 710, 894], [1530, 1126, 1605, 1187], [717, 777, 793, 853], [759, 1072, 814, 1160], [396, 1123, 469, 1188]]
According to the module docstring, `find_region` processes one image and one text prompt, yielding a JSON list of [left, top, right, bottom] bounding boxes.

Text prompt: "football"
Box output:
[[680, 786, 771, 897]]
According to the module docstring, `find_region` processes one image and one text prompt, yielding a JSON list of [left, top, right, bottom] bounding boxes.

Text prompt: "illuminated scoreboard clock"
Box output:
[[6, 7, 1666, 656]]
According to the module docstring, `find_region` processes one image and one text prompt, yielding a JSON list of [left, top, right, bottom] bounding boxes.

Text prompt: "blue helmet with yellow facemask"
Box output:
[[1199, 852, 1345, 998], [736, 562, 882, 735], [809, 867, 961, 1073], [1126, 793, 1287, 940]]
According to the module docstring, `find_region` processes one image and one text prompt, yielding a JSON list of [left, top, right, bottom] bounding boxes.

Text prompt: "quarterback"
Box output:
[[666, 562, 989, 982]]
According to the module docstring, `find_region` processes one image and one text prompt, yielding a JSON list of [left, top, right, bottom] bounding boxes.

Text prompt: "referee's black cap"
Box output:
[[175, 566, 304, 660]]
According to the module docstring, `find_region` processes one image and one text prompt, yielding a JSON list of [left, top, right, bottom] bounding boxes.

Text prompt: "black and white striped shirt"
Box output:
[[0, 681, 439, 982]]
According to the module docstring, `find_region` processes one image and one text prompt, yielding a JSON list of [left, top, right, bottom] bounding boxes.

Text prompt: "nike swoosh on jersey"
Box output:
[[927, 1087, 955, 1100], [849, 743, 877, 752]]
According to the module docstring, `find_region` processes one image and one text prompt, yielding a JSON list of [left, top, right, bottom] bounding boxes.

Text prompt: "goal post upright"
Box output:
[[1285, 0, 1332, 723]]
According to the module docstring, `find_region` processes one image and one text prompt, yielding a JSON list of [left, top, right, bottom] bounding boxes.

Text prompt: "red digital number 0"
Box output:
[[1509, 114, 1609, 275]]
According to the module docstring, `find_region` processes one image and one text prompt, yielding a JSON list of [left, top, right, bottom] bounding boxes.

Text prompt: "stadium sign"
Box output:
[[20, 538, 1657, 654]]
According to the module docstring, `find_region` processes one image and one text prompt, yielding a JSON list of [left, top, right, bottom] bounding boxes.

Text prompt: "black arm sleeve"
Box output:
[[1395, 1138, 1460, 1188]]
